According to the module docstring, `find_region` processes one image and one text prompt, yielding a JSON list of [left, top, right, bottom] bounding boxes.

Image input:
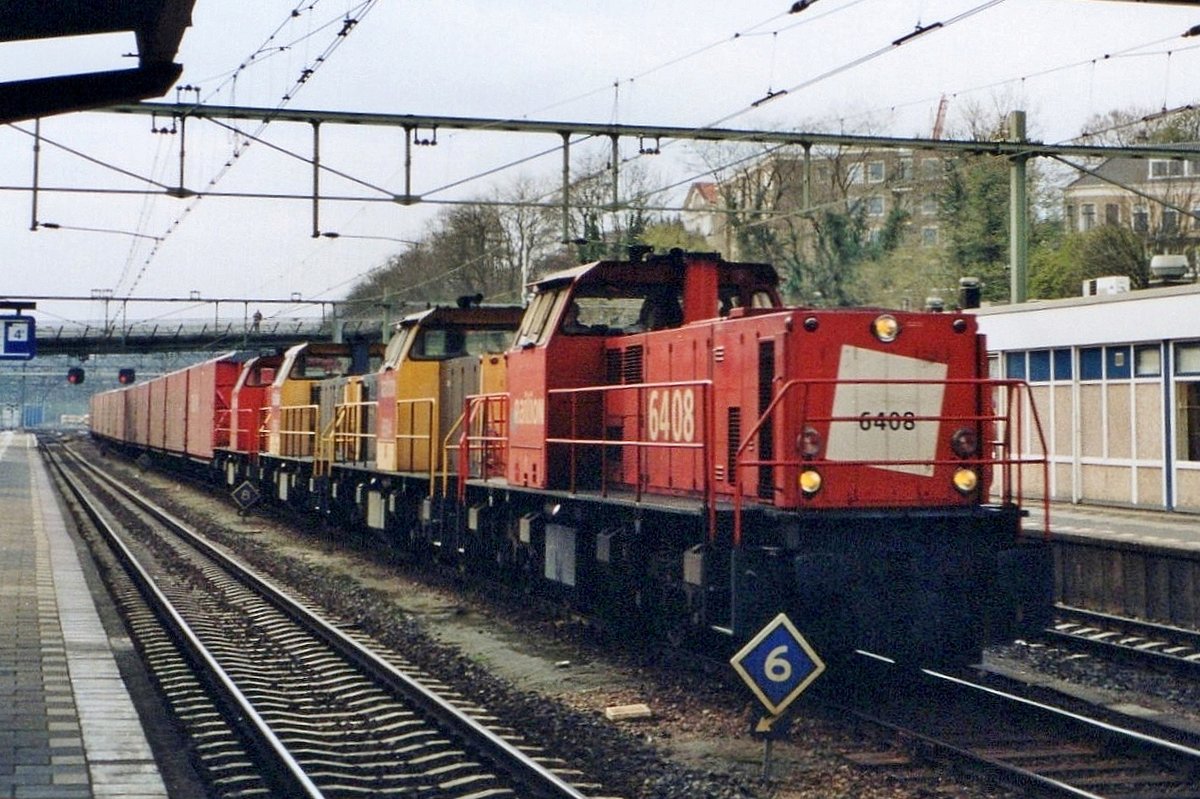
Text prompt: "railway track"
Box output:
[[45, 442, 609, 799], [831, 655, 1200, 798], [1048, 605, 1200, 677]]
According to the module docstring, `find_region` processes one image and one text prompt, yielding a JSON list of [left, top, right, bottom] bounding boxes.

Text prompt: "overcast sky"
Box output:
[[3, 0, 1200, 327]]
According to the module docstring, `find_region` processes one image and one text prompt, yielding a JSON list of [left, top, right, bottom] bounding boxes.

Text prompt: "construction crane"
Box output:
[[932, 95, 949, 140]]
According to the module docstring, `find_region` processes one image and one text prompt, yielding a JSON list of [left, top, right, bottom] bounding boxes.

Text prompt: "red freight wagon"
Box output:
[[148, 377, 168, 451], [164, 366, 190, 454], [87, 387, 125, 441], [184, 355, 241, 460], [129, 381, 152, 448]]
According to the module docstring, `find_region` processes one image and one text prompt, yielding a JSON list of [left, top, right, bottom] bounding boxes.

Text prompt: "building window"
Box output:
[[1133, 206, 1149, 233], [1178, 383, 1200, 461], [1105, 204, 1120, 225], [1080, 204, 1096, 230], [896, 158, 913, 181], [1065, 204, 1076, 230], [1080, 347, 1103, 381], [1150, 159, 1185, 179], [921, 226, 938, 246], [1028, 350, 1051, 382], [920, 158, 941, 179], [1175, 344, 1200, 463], [1053, 348, 1073, 380], [1177, 342, 1200, 375], [921, 194, 938, 216], [1005, 351, 1025, 380], [866, 161, 885, 183], [846, 163, 863, 184], [1106, 345, 1131, 379], [1163, 209, 1179, 233], [866, 195, 885, 216], [1135, 344, 1161, 377]]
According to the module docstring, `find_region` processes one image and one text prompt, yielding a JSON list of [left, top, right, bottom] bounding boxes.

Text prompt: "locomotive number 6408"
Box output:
[[647, 387, 695, 443]]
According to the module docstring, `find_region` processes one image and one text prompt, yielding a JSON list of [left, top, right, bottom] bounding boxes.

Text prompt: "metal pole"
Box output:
[[802, 142, 812, 213], [561, 133, 571, 243], [610, 134, 620, 209], [30, 119, 40, 230], [404, 127, 413, 203], [178, 114, 187, 194], [1008, 110, 1029, 304], [311, 121, 321, 237]]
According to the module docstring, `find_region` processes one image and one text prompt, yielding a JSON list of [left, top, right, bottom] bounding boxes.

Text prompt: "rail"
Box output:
[[731, 377, 1049, 547]]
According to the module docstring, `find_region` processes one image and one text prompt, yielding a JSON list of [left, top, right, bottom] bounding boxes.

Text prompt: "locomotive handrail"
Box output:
[[321, 397, 382, 470], [442, 411, 466, 499], [313, 406, 344, 477], [731, 376, 1050, 547], [544, 379, 716, 537], [257, 407, 272, 458], [392, 396, 437, 486], [278, 403, 319, 457], [454, 392, 508, 501]]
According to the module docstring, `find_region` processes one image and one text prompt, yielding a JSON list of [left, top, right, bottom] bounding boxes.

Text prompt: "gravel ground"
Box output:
[[988, 638, 1200, 729], [93, 442, 1188, 799]]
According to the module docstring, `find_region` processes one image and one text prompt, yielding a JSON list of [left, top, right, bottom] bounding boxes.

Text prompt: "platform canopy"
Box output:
[[0, 0, 196, 123]]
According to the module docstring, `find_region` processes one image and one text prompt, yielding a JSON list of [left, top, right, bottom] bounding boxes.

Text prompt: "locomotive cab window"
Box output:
[[291, 354, 351, 379], [383, 327, 414, 366], [253, 367, 276, 386], [719, 287, 779, 316], [515, 291, 562, 347], [557, 284, 684, 335], [411, 326, 513, 359]]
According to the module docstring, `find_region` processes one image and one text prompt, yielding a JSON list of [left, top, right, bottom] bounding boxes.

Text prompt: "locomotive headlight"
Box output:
[[952, 468, 979, 494], [798, 469, 823, 495], [871, 314, 900, 343], [797, 426, 822, 458], [950, 427, 979, 458]]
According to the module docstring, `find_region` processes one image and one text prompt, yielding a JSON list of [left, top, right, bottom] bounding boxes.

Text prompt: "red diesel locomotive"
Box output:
[[90, 249, 1052, 668]]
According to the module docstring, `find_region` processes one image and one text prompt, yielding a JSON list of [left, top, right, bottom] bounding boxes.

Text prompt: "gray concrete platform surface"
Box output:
[[0, 431, 167, 799]]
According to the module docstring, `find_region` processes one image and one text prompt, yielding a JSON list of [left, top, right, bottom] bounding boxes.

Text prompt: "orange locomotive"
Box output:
[[91, 250, 1052, 668]]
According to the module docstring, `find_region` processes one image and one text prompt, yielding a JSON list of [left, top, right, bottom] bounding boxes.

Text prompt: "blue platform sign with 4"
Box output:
[[730, 612, 825, 719], [0, 316, 35, 361]]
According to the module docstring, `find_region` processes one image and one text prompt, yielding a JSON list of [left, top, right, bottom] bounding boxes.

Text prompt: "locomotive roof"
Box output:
[[530, 253, 779, 292], [393, 304, 525, 330]]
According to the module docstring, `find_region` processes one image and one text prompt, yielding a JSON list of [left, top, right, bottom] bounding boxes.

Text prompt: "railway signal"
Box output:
[[117, 368, 136, 384], [66, 367, 85, 385], [731, 612, 826, 779], [730, 613, 826, 728]]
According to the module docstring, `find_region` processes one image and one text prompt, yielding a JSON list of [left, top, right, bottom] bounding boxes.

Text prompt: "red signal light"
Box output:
[[66, 367, 85, 385], [117, 368, 136, 385]]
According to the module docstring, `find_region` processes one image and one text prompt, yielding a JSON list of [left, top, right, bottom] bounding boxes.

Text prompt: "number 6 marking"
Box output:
[[764, 645, 792, 682]]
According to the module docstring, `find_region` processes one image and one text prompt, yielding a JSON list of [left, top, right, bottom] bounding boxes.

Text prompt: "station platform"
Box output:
[[1039, 502, 1200, 552], [0, 431, 167, 799]]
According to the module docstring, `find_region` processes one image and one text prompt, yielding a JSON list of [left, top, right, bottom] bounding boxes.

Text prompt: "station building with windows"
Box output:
[[973, 281, 1200, 512]]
